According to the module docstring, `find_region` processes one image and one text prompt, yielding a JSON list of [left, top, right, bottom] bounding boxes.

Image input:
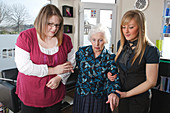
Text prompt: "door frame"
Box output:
[[79, 2, 117, 52]]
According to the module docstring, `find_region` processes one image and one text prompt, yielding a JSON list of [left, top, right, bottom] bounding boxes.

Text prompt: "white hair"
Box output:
[[88, 24, 111, 44]]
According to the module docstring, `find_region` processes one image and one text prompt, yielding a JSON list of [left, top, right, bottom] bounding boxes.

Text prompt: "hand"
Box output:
[[116, 90, 128, 98], [106, 93, 119, 111], [107, 72, 117, 81], [54, 61, 74, 74], [46, 76, 61, 89]]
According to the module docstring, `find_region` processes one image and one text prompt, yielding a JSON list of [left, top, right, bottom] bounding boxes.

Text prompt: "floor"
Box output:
[[7, 88, 118, 113], [62, 105, 73, 113], [61, 88, 75, 113], [18, 89, 75, 113], [62, 88, 118, 113]]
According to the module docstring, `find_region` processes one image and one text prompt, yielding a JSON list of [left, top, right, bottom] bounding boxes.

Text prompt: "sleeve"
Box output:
[[75, 47, 82, 68], [58, 48, 76, 85], [16, 31, 31, 53], [57, 34, 76, 85], [106, 54, 121, 97], [15, 46, 48, 77], [145, 45, 160, 64]]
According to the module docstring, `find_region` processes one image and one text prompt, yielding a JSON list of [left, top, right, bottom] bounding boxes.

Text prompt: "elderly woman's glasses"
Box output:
[[48, 23, 60, 28]]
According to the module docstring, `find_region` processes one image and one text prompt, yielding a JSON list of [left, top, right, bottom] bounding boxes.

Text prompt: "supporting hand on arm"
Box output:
[[48, 61, 74, 75], [107, 72, 117, 81]]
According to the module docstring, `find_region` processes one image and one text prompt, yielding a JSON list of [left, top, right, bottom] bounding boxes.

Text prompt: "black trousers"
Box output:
[[21, 101, 62, 113], [118, 93, 150, 113]]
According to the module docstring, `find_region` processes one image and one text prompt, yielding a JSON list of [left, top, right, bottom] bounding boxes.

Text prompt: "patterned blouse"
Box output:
[[75, 46, 120, 97]]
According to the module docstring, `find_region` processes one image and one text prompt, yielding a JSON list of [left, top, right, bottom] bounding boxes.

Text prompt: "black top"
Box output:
[[117, 40, 160, 72], [75, 46, 120, 97], [116, 40, 160, 91]]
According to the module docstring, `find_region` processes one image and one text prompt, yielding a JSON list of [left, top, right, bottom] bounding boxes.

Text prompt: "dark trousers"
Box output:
[[118, 94, 150, 113], [21, 101, 62, 113]]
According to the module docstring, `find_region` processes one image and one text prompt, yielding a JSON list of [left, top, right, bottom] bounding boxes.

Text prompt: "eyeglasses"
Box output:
[[47, 23, 61, 28]]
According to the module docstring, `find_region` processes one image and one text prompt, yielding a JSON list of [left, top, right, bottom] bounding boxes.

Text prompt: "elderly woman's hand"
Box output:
[[107, 72, 117, 81], [106, 93, 119, 111]]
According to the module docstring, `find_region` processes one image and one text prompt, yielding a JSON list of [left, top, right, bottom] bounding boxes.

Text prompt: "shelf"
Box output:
[[163, 16, 170, 18], [160, 58, 170, 63], [161, 33, 170, 37], [152, 1, 170, 113]]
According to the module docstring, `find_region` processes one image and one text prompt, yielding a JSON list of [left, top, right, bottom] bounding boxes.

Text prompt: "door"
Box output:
[[79, 2, 117, 53]]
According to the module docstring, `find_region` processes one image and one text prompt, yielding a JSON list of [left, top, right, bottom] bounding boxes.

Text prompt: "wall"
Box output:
[[52, 0, 164, 50], [116, 0, 164, 46], [51, 0, 79, 51]]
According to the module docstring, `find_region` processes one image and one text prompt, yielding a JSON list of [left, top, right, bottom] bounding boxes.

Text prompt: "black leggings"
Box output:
[[21, 101, 62, 113]]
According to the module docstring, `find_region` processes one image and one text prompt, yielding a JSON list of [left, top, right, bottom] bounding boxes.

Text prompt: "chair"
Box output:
[[0, 68, 19, 113], [66, 68, 78, 91], [61, 68, 78, 110], [0, 68, 78, 113]]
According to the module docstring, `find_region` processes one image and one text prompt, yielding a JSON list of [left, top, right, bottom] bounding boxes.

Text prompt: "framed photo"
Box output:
[[62, 5, 73, 17], [64, 25, 72, 33]]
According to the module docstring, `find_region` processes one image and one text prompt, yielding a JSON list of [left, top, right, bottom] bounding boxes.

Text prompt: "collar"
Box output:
[[127, 39, 138, 47], [87, 45, 107, 59]]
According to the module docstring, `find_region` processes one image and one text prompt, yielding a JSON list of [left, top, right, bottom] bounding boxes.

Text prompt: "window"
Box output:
[[0, 0, 50, 34], [0, 0, 50, 70]]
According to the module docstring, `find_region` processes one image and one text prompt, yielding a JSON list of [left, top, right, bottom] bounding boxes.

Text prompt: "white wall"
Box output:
[[116, 0, 164, 46], [51, 0, 79, 51], [52, 0, 164, 50]]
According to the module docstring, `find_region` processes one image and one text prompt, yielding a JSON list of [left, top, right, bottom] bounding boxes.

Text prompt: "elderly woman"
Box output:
[[73, 24, 120, 113]]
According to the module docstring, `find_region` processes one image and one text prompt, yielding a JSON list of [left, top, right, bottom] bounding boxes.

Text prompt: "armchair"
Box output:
[[0, 68, 19, 113]]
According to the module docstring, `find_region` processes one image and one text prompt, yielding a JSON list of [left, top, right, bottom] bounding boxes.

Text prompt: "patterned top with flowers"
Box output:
[[75, 45, 120, 97]]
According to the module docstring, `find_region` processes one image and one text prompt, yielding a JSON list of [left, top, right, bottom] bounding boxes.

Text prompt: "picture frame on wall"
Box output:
[[62, 5, 73, 17], [64, 25, 72, 33]]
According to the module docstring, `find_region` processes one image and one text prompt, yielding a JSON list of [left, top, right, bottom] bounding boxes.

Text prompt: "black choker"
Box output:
[[127, 39, 138, 47]]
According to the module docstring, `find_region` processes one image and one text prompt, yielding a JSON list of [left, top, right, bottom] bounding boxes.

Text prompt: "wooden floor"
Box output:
[[61, 88, 75, 113], [61, 88, 118, 113], [62, 105, 73, 113], [10, 89, 75, 113], [13, 88, 118, 113], [62, 105, 118, 113]]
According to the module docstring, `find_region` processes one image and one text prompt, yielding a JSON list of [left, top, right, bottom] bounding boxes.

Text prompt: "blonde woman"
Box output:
[[108, 10, 160, 113]]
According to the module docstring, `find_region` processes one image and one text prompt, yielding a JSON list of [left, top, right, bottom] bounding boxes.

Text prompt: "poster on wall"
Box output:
[[91, 10, 96, 18], [64, 25, 72, 33], [62, 5, 73, 17]]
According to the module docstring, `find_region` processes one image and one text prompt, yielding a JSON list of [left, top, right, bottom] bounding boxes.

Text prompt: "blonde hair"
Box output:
[[34, 4, 64, 46], [115, 10, 150, 65]]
